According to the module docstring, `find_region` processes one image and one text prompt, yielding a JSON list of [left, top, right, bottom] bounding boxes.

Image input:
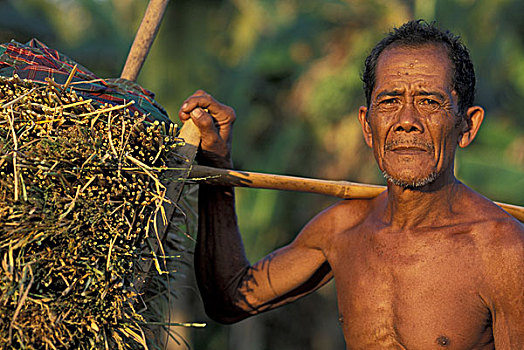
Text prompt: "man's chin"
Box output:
[[382, 170, 439, 189]]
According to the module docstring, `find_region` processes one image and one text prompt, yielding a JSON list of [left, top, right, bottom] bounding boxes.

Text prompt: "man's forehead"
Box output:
[[378, 42, 450, 67], [374, 43, 454, 90]]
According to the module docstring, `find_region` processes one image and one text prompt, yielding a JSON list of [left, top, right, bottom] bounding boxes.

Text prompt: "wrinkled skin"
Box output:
[[359, 43, 471, 190], [179, 44, 524, 349]]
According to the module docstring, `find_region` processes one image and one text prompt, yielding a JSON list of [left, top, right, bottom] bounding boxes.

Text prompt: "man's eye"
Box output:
[[380, 98, 399, 105], [417, 98, 442, 112], [419, 98, 440, 106]]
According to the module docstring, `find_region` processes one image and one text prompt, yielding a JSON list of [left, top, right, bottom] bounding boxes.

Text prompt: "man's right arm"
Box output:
[[179, 91, 333, 323]]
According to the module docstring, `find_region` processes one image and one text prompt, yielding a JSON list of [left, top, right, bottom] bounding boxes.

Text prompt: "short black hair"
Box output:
[[362, 20, 475, 115]]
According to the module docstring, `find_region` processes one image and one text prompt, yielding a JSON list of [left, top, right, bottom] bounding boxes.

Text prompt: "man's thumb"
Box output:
[[190, 108, 217, 135], [190, 107, 205, 120]]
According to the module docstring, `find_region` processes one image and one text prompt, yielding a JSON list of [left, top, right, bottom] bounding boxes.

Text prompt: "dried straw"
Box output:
[[0, 75, 192, 349]]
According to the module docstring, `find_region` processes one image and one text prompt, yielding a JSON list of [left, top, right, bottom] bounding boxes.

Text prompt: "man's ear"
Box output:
[[358, 106, 373, 148], [458, 106, 484, 148]]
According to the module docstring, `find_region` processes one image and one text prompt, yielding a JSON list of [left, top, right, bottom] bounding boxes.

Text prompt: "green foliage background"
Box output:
[[1, 0, 522, 349]]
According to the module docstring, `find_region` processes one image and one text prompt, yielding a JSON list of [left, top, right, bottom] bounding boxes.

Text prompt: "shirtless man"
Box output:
[[178, 20, 524, 349]]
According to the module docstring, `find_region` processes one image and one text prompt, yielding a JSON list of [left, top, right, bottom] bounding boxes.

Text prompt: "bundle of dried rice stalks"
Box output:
[[0, 75, 191, 349]]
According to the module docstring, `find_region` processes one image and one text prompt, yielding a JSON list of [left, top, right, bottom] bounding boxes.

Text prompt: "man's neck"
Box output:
[[381, 174, 462, 229]]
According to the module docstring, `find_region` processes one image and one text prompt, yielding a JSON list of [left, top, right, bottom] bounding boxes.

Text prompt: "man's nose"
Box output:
[[393, 103, 424, 133]]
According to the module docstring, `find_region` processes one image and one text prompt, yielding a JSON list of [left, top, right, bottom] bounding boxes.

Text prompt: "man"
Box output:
[[178, 20, 524, 349]]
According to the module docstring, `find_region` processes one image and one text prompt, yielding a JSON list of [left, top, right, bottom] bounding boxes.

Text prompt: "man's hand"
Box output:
[[178, 90, 236, 168]]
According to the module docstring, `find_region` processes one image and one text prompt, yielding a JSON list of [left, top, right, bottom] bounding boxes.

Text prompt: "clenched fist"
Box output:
[[178, 90, 236, 168]]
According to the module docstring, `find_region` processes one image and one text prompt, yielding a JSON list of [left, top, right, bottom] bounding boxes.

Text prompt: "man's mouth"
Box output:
[[384, 141, 434, 154], [390, 146, 427, 155]]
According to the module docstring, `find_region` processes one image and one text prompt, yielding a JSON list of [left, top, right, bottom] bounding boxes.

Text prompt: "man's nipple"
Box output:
[[436, 335, 450, 347]]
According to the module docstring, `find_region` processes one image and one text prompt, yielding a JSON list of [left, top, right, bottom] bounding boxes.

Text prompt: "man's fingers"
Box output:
[[178, 92, 235, 125], [180, 90, 212, 112], [177, 91, 234, 164], [179, 96, 209, 122]]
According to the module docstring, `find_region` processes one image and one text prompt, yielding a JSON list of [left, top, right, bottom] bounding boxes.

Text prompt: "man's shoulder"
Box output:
[[473, 215, 524, 255], [471, 202, 524, 306], [459, 187, 524, 269], [457, 184, 523, 241], [296, 197, 377, 245], [322, 196, 378, 229]]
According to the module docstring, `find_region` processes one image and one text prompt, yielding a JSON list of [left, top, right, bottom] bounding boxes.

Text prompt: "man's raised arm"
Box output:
[[178, 91, 333, 323]]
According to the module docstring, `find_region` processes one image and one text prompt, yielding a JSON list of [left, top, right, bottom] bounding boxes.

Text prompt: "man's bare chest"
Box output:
[[327, 226, 494, 349]]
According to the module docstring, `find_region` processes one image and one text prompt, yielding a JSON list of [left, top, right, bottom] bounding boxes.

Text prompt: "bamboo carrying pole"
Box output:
[[190, 165, 386, 198], [120, 0, 170, 81], [189, 164, 524, 222]]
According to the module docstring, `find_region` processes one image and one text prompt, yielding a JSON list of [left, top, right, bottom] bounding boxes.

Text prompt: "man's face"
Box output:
[[359, 43, 464, 188]]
